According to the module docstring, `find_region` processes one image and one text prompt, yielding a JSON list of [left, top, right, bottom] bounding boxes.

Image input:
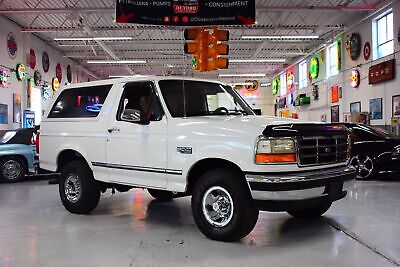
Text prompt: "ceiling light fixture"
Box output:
[[219, 74, 266, 78], [88, 60, 146, 64], [241, 35, 319, 40], [55, 37, 133, 41], [230, 59, 285, 63]]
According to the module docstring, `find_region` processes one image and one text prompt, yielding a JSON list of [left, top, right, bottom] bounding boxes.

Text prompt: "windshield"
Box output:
[[0, 130, 16, 144], [158, 80, 254, 117], [369, 126, 392, 137]]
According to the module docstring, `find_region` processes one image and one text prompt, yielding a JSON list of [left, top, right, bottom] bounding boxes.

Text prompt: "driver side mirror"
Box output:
[[121, 109, 150, 125]]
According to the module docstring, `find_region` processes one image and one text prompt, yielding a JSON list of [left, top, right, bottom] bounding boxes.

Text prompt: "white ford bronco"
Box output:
[[40, 76, 356, 241]]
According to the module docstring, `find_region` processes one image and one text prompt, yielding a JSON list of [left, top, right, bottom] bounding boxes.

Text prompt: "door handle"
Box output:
[[107, 127, 120, 133]]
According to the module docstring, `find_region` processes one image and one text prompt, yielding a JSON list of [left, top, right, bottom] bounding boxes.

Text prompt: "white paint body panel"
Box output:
[[40, 76, 347, 193]]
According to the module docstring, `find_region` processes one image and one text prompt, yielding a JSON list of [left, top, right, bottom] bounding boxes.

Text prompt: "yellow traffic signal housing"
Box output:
[[207, 28, 229, 71], [184, 28, 208, 71], [184, 28, 229, 71]]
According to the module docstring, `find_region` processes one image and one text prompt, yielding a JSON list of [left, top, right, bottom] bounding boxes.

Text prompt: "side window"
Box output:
[[117, 82, 164, 123], [48, 85, 112, 118], [351, 127, 379, 141]]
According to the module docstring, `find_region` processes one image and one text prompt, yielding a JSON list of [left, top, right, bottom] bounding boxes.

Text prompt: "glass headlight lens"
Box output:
[[255, 138, 296, 164]]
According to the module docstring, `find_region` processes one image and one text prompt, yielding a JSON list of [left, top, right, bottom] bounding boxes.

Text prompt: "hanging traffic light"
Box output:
[[207, 28, 229, 71], [184, 28, 229, 72], [184, 28, 208, 71]]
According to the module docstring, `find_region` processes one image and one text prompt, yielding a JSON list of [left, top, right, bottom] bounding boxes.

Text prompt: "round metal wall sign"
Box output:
[[67, 65, 72, 83], [29, 49, 36, 69], [350, 33, 361, 60], [7, 32, 17, 59], [34, 70, 42, 86], [363, 42, 371, 61], [42, 52, 50, 73], [56, 63, 62, 82]]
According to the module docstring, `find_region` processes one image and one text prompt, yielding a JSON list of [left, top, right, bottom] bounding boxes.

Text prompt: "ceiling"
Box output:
[[0, 0, 388, 81]]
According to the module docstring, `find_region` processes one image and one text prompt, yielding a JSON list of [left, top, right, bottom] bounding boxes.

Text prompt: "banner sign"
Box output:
[[116, 0, 256, 26]]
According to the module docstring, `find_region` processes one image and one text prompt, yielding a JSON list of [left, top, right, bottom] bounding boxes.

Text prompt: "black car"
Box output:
[[339, 123, 400, 180]]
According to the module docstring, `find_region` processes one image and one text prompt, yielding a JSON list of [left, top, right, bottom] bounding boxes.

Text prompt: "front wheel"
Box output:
[[287, 202, 332, 218], [350, 155, 375, 180], [59, 160, 100, 214], [191, 168, 259, 242], [0, 157, 27, 183]]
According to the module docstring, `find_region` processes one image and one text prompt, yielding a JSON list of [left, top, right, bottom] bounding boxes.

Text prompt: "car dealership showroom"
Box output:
[[0, 0, 400, 266]]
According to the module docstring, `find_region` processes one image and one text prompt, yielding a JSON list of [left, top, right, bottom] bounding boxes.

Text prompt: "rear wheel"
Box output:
[[148, 189, 174, 201], [287, 202, 332, 218], [350, 155, 375, 180], [191, 168, 259, 242], [59, 160, 100, 214], [0, 157, 27, 183]]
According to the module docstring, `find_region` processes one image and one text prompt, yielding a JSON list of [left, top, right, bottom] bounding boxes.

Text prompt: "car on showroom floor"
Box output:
[[0, 128, 38, 183], [338, 123, 400, 180]]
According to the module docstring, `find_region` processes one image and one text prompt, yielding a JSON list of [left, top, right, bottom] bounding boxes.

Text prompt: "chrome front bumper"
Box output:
[[245, 166, 356, 211]]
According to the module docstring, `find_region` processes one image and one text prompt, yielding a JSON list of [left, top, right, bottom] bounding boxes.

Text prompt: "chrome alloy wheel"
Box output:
[[64, 173, 82, 203], [350, 155, 374, 179], [202, 186, 234, 228], [1, 160, 22, 180]]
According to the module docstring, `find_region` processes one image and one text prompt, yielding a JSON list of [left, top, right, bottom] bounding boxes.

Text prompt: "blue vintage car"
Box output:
[[0, 128, 38, 183]]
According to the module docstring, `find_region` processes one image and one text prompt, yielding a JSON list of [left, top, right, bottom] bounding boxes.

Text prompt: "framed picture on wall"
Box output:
[[331, 105, 339, 122], [393, 95, 400, 117], [0, 104, 8, 124], [13, 93, 21, 123], [369, 98, 383, 120], [350, 101, 361, 113]]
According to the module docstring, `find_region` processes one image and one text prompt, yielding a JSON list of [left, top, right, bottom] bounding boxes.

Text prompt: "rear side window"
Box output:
[[48, 85, 112, 118]]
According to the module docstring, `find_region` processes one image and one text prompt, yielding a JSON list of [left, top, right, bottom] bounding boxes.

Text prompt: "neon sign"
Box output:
[[16, 64, 26, 81], [272, 78, 279, 95], [309, 57, 319, 79], [52, 77, 60, 91], [351, 70, 360, 88], [286, 70, 294, 91], [86, 104, 103, 113], [0, 69, 9, 87]]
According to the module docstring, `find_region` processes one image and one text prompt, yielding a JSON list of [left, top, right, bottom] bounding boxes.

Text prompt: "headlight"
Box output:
[[255, 138, 297, 164]]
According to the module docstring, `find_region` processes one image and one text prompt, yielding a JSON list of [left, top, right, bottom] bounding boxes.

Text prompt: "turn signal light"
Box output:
[[255, 153, 296, 164]]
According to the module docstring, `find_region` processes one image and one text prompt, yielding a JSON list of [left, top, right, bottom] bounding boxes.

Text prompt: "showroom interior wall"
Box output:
[[237, 85, 274, 116], [0, 16, 88, 130], [276, 1, 400, 126]]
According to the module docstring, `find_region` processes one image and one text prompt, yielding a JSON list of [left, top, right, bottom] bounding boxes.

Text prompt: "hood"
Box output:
[[169, 115, 320, 138]]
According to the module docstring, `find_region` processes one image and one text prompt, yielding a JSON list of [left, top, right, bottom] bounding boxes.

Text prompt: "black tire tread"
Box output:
[[59, 160, 100, 214], [0, 156, 27, 183], [191, 168, 259, 242]]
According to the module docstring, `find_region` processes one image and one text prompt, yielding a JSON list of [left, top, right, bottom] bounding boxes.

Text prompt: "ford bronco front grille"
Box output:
[[298, 135, 349, 166]]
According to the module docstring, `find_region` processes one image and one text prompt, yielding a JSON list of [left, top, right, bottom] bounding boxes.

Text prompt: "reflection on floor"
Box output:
[[0, 179, 400, 267]]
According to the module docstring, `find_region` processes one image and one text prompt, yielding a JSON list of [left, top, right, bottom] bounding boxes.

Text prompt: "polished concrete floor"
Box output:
[[1, 178, 400, 267]]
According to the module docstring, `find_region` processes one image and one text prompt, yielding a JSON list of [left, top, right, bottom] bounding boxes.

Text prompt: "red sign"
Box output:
[[29, 49, 36, 69], [369, 59, 395, 85], [56, 63, 62, 82]]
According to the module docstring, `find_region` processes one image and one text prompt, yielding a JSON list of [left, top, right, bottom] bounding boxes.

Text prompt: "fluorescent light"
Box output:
[[260, 83, 272, 87], [230, 59, 285, 63], [241, 35, 319, 40], [88, 60, 146, 64], [219, 74, 266, 77], [228, 82, 255, 86], [55, 37, 133, 41]]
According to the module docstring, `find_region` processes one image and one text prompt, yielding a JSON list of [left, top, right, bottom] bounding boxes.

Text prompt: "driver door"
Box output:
[[105, 81, 168, 189]]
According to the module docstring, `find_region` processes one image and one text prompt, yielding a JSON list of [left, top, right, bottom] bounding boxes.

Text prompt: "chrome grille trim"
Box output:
[[297, 135, 349, 167]]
